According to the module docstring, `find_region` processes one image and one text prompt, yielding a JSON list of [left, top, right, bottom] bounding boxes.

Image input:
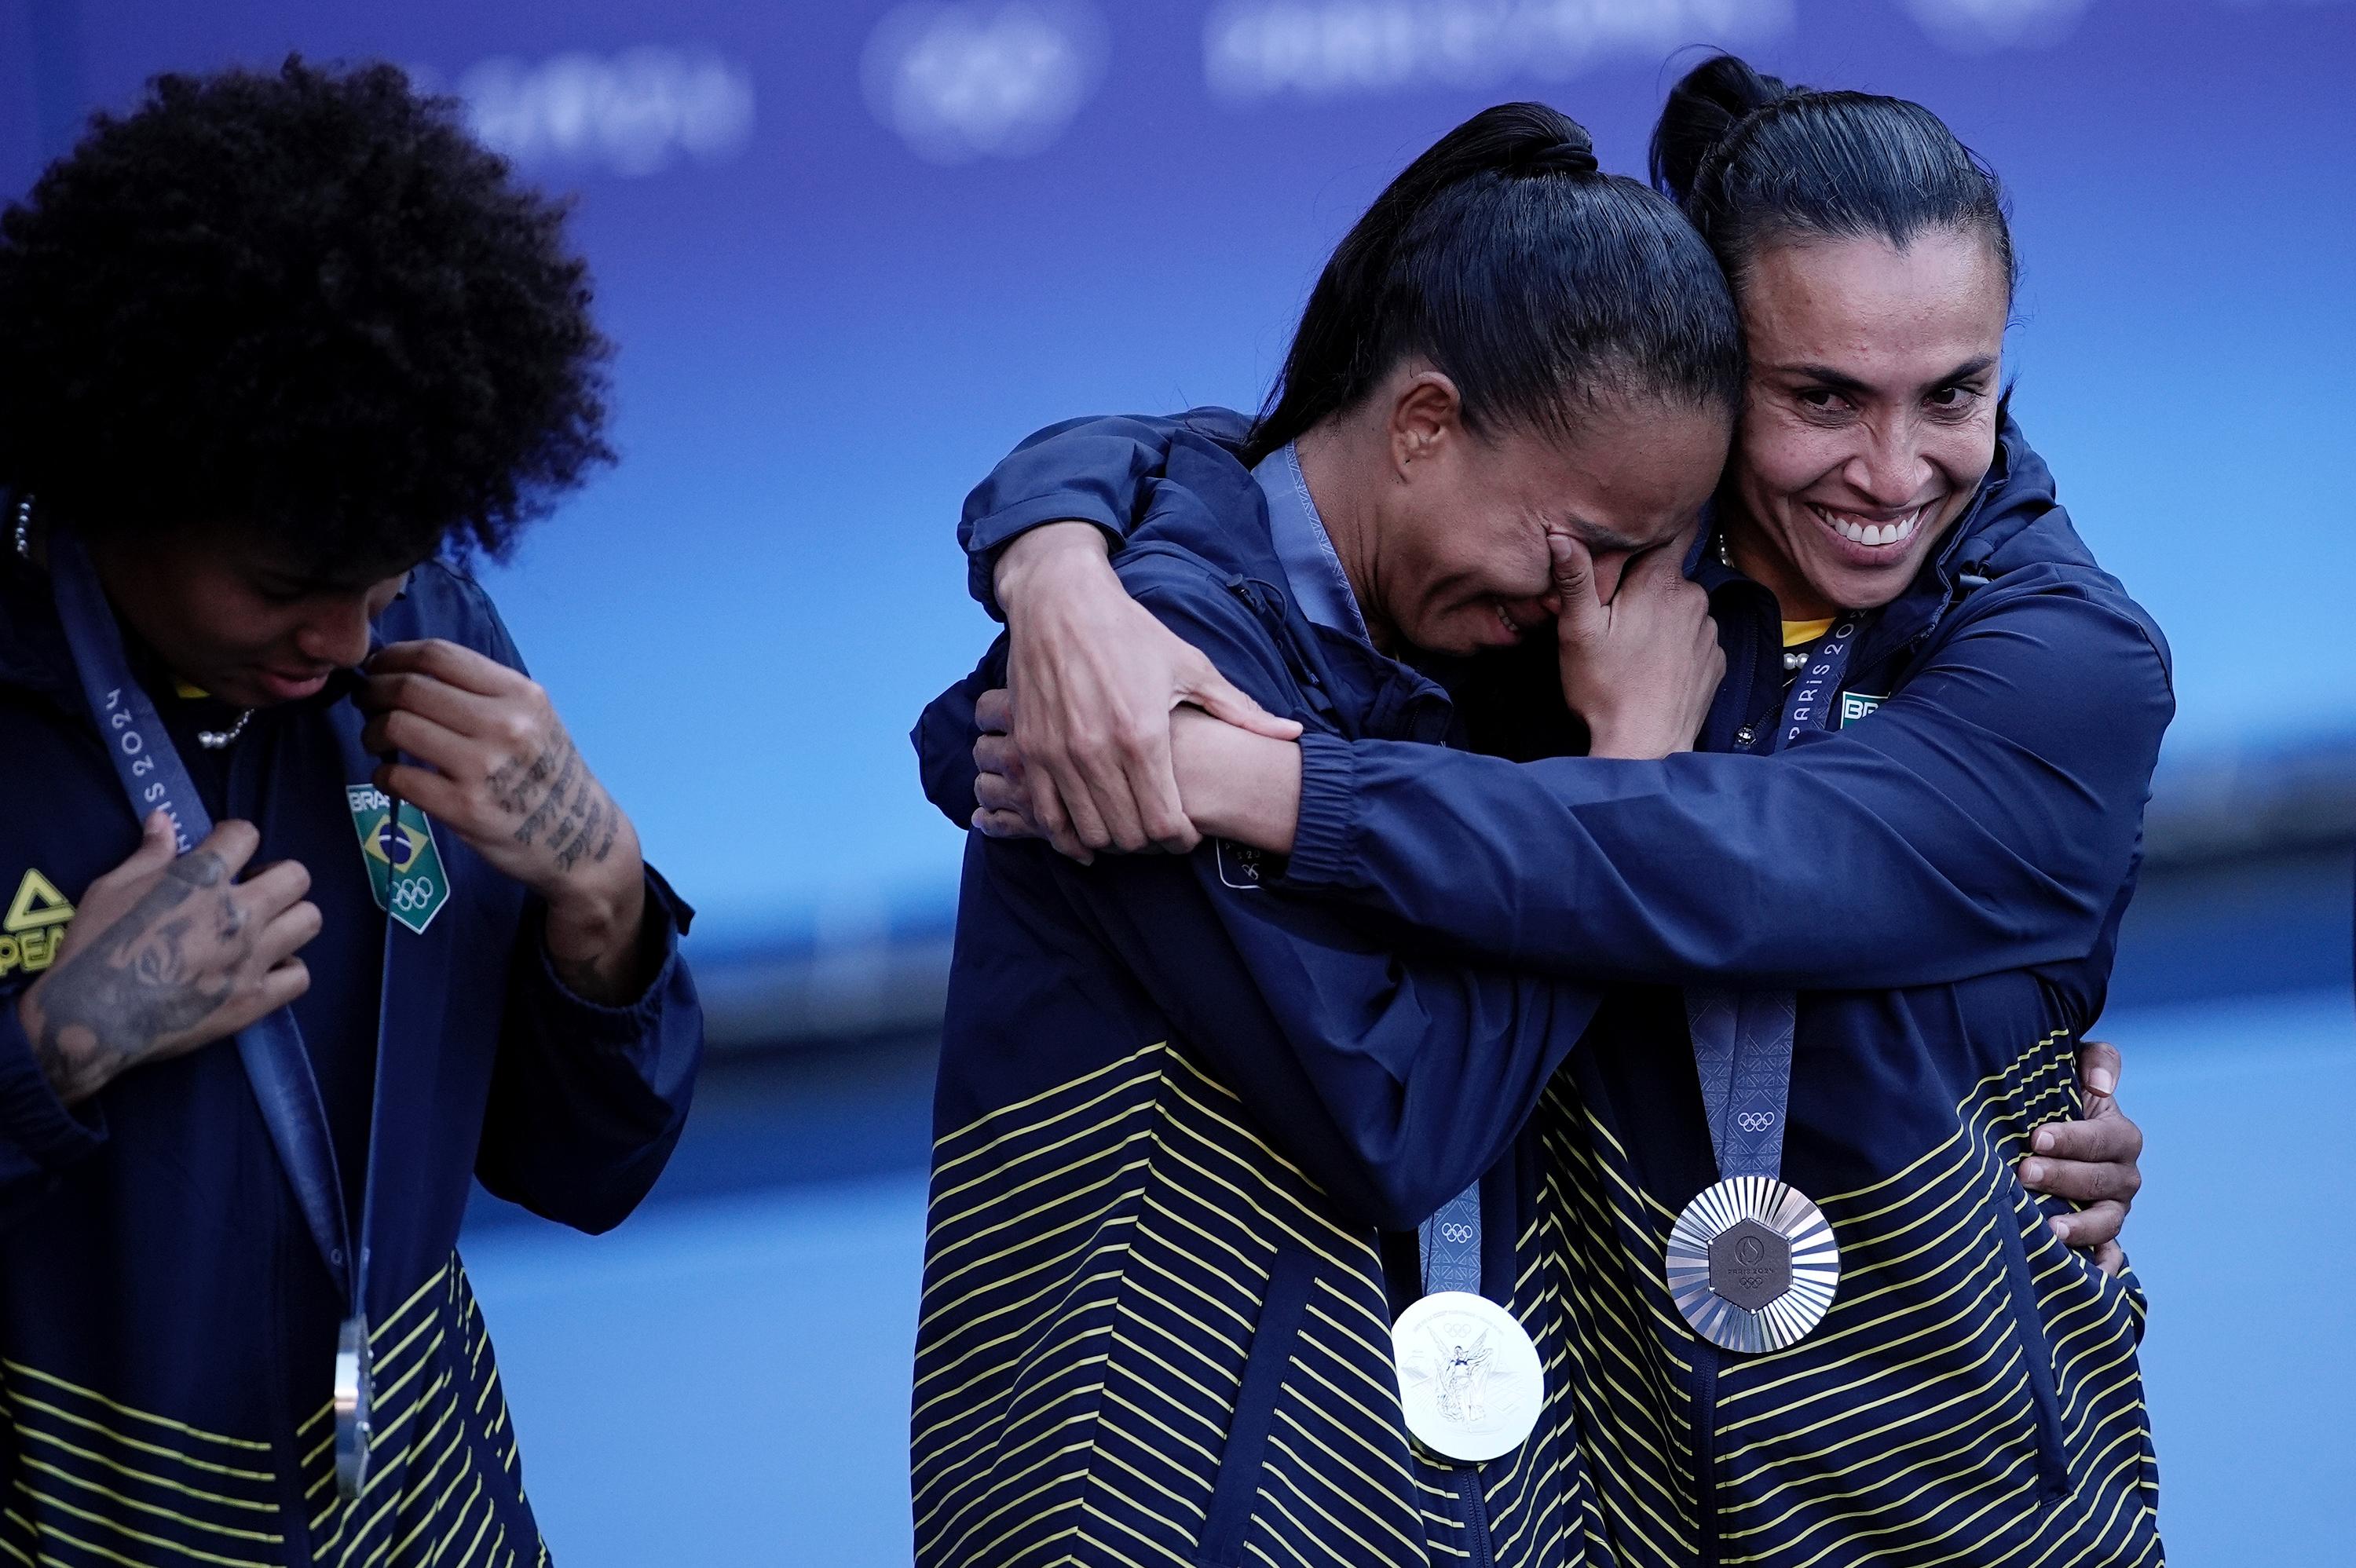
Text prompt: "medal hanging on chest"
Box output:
[[1392, 1292, 1546, 1462], [1667, 982, 1844, 1354], [1665, 616, 1869, 1354], [334, 1314, 375, 1497], [46, 517, 403, 1503], [1389, 1182, 1545, 1462], [1666, 1174, 1839, 1353]]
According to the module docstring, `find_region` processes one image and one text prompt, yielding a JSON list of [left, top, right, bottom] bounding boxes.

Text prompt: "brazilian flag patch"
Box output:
[[346, 784, 451, 934]]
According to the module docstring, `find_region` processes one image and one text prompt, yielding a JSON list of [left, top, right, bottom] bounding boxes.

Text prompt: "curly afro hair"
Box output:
[[0, 57, 613, 571]]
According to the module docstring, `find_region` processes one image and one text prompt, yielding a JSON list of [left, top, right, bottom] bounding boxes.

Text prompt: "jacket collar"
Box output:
[[1143, 433, 1454, 746]]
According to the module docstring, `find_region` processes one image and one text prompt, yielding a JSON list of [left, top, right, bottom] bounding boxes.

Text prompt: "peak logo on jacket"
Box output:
[[0, 868, 74, 977]]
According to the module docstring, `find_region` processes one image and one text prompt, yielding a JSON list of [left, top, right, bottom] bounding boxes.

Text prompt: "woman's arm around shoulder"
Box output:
[[1224, 568, 2174, 992], [946, 411, 1301, 859]]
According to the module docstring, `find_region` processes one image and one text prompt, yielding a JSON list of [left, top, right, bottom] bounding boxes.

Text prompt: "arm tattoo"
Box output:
[[29, 853, 242, 1102], [548, 945, 634, 1007], [488, 727, 617, 872]]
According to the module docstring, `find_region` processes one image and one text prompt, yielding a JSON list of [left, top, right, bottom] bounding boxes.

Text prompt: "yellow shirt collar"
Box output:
[[1780, 617, 1836, 649]]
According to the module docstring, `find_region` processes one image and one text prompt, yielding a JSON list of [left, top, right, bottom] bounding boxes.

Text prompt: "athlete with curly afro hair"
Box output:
[[0, 56, 612, 568], [0, 60, 701, 1566]]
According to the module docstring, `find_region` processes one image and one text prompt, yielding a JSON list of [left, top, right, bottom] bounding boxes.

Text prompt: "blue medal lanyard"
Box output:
[[1425, 616, 1867, 1292], [1267, 445, 1492, 1300], [1272, 442, 1489, 1290], [1684, 616, 1865, 1182], [47, 530, 391, 1365]]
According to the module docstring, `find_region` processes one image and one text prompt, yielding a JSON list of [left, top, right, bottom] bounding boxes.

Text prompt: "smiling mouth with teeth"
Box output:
[[1495, 602, 1538, 640], [1809, 503, 1930, 550]]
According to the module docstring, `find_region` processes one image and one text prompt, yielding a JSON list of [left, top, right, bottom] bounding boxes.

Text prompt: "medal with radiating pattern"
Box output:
[[1666, 1175, 1840, 1353], [1664, 614, 1870, 1356]]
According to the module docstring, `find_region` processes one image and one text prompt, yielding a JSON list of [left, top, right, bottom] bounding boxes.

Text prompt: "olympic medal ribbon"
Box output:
[[48, 525, 390, 1497], [1418, 1182, 1484, 1297], [1672, 615, 1866, 1354], [1402, 1130, 1543, 1462]]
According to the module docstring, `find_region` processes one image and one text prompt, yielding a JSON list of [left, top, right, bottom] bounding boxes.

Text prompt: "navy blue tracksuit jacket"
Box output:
[[0, 548, 703, 1567], [916, 411, 2172, 1566]]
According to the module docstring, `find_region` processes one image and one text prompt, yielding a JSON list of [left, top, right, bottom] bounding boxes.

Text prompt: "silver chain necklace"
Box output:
[[194, 707, 258, 750], [14, 495, 258, 749]]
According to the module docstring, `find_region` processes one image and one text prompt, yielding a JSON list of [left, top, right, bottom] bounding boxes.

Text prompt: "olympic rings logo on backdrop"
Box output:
[[1903, 0, 2092, 53], [864, 1, 1107, 165], [1440, 1222, 1475, 1245], [390, 877, 440, 915], [1736, 1111, 1776, 1134], [1202, 0, 1794, 103], [452, 49, 755, 179]]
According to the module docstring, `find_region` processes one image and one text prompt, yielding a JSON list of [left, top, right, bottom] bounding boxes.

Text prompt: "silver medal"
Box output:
[[334, 1314, 373, 1500], [1391, 1291, 1545, 1463], [1666, 1175, 1839, 1354]]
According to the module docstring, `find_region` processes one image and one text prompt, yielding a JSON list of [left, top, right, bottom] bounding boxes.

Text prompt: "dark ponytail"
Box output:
[[1243, 101, 1740, 466], [1649, 53, 2016, 302]]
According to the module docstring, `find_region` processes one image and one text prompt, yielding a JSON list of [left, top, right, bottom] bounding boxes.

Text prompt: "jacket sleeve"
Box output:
[[0, 985, 106, 1231], [1280, 576, 2175, 992], [1020, 570, 1601, 1230], [444, 574, 704, 1233], [913, 660, 993, 832], [474, 865, 703, 1234], [958, 410, 1249, 616]]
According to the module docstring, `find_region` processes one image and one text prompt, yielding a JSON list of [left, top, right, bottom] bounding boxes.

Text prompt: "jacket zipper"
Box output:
[[1994, 1179, 2073, 1503], [1714, 592, 1769, 752], [1457, 1464, 1497, 1567]]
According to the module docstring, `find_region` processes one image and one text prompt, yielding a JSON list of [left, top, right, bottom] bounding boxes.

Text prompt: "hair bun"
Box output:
[[1517, 138, 1599, 177], [1649, 53, 1796, 204]]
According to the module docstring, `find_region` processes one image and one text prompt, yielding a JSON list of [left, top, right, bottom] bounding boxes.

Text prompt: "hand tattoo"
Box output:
[[488, 728, 618, 873], [30, 853, 240, 1102], [488, 732, 574, 837]]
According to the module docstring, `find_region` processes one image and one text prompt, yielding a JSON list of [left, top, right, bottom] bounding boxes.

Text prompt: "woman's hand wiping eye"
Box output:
[[1553, 529, 1723, 761]]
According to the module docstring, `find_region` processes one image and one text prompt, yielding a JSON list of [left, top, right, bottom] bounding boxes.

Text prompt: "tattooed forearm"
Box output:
[[27, 853, 237, 1103], [547, 948, 630, 1006], [546, 886, 658, 1005]]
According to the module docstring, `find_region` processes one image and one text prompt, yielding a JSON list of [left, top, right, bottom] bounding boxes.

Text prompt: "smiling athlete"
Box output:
[[927, 58, 2164, 1567]]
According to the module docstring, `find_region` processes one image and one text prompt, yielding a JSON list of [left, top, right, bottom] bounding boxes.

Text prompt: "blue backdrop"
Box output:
[[6, 0, 2351, 941]]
